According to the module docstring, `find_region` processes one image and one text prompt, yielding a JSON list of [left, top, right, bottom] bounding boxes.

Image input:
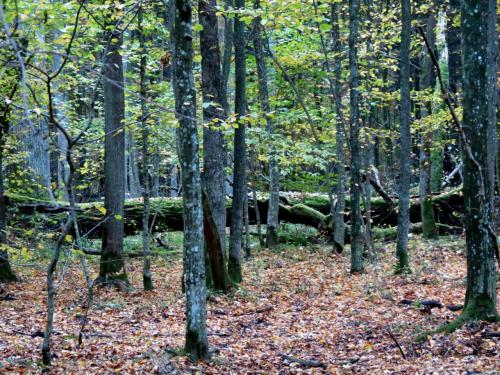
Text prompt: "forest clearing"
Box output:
[[0, 0, 498, 373]]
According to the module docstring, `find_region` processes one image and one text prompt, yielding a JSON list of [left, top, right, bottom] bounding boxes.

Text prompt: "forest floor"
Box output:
[[0, 235, 499, 374]]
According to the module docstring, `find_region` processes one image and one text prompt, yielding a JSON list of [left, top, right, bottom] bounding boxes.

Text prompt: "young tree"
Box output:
[[348, 0, 363, 273], [228, 0, 247, 283], [199, 0, 230, 292], [173, 0, 209, 359], [98, 8, 128, 284], [253, 0, 279, 249], [454, 0, 498, 327], [395, 0, 411, 273]]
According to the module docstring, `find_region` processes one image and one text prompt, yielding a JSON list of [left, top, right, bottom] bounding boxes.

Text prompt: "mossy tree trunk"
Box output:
[[173, 0, 209, 360], [459, 0, 498, 323]]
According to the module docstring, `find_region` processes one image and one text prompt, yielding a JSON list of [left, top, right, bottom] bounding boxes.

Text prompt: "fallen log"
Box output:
[[7, 189, 466, 238]]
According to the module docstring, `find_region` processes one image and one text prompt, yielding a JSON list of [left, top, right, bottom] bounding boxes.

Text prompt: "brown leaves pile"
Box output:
[[0, 238, 498, 374]]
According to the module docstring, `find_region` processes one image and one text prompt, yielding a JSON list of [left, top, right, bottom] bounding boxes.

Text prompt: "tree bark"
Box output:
[[138, 7, 153, 291], [419, 9, 438, 239], [199, 0, 228, 290], [445, 0, 462, 97], [173, 0, 209, 360], [348, 0, 363, 273], [486, 0, 497, 205], [0, 91, 16, 282], [395, 0, 411, 273], [98, 12, 128, 284], [253, 0, 279, 249], [228, 0, 247, 283], [331, 1, 346, 253], [458, 0, 498, 323], [221, 0, 234, 117]]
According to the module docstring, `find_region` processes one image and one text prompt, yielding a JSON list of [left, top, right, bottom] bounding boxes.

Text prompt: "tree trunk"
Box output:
[[486, 0, 497, 206], [348, 0, 363, 273], [98, 17, 127, 284], [458, 0, 498, 323], [138, 7, 153, 291], [253, 0, 279, 249], [228, 0, 247, 284], [0, 108, 16, 282], [199, 0, 228, 290], [202, 189, 230, 291], [221, 0, 234, 117], [395, 0, 411, 273], [419, 9, 438, 239], [445, 0, 462, 97], [331, 1, 346, 253], [173, 0, 209, 360]]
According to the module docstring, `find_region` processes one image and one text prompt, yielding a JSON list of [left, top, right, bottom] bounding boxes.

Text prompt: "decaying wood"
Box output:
[[8, 189, 466, 238]]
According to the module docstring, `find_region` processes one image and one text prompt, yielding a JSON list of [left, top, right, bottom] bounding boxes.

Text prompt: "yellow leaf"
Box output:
[[65, 234, 73, 243], [97, 206, 107, 215]]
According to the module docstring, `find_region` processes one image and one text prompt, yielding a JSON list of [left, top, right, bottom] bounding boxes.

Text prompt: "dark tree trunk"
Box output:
[[395, 0, 411, 273], [0, 104, 16, 282], [138, 7, 153, 291], [348, 0, 363, 273], [253, 0, 279, 249], [199, 0, 229, 292], [486, 0, 497, 205], [445, 0, 462, 97], [98, 19, 127, 283], [202, 189, 230, 291], [458, 0, 498, 323], [331, 1, 346, 253], [228, 0, 247, 283], [173, 0, 209, 360]]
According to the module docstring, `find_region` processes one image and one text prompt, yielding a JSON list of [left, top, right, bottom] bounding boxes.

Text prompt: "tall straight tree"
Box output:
[[228, 0, 247, 283], [419, 9, 438, 239], [199, 0, 230, 292], [348, 0, 363, 273], [454, 0, 498, 325], [172, 0, 209, 359], [395, 0, 411, 273], [331, 0, 346, 252], [253, 0, 279, 249], [138, 7, 153, 291], [98, 5, 127, 284]]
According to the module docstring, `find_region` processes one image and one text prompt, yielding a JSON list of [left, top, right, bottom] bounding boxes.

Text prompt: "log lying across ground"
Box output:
[[7, 188, 465, 238]]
